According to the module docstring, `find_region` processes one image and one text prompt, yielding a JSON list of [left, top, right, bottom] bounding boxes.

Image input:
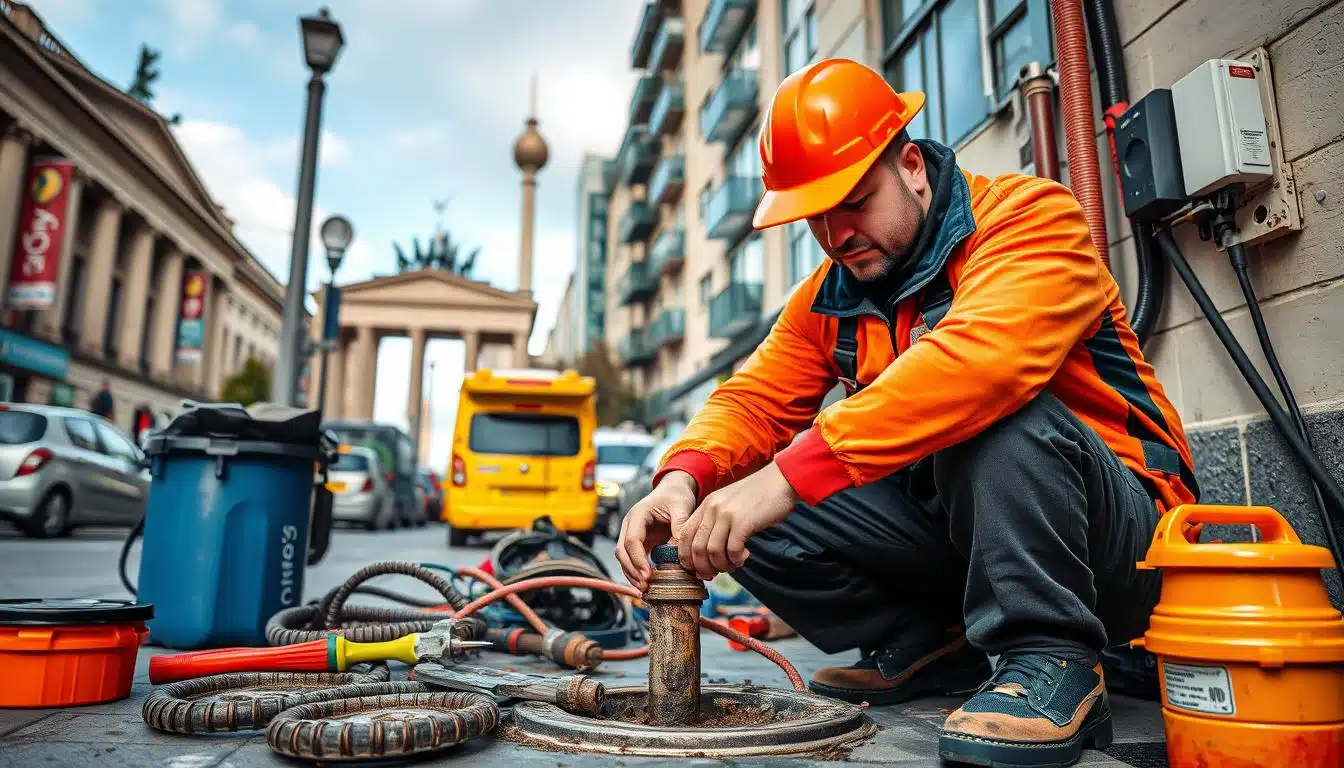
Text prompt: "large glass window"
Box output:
[[988, 0, 1053, 101], [782, 0, 818, 75], [881, 0, 986, 146], [788, 220, 826, 284], [730, 237, 765, 285], [469, 413, 581, 456], [727, 124, 761, 179]]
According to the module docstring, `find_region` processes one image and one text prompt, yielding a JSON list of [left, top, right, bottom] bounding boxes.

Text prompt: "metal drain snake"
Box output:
[[142, 666, 394, 733], [266, 684, 501, 761]]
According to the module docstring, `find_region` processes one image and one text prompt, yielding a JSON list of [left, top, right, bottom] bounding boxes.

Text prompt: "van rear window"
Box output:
[[0, 411, 46, 444], [597, 445, 652, 466], [469, 413, 580, 457], [331, 452, 370, 471]]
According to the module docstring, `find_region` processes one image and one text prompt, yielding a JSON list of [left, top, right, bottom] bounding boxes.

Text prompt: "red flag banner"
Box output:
[[6, 157, 76, 310]]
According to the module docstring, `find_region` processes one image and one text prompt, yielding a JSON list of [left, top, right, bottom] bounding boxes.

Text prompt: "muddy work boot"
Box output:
[[938, 652, 1112, 767], [809, 629, 990, 706]]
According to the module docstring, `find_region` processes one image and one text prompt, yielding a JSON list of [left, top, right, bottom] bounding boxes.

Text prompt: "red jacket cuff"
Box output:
[[775, 427, 854, 506], [653, 450, 718, 501]]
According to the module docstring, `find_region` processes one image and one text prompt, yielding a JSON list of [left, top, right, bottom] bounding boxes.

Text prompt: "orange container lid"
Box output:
[[1138, 505, 1337, 570]]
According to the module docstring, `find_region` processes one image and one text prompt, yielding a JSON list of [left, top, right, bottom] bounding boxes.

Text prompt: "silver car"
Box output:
[[328, 445, 398, 530], [0, 404, 148, 538]]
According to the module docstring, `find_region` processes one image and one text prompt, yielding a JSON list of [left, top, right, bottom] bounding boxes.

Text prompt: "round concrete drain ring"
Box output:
[[506, 684, 877, 758]]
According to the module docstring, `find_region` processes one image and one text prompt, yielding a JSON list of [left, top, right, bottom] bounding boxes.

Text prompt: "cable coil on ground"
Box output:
[[142, 667, 394, 733]]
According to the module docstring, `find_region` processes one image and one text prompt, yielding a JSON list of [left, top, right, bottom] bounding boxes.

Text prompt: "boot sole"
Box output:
[[936, 701, 1114, 768], [808, 659, 990, 707]]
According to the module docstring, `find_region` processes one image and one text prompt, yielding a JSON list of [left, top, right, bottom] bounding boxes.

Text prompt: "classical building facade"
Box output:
[[0, 2, 289, 435]]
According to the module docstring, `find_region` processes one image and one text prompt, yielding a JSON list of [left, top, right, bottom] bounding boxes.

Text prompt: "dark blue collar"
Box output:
[[810, 140, 977, 318]]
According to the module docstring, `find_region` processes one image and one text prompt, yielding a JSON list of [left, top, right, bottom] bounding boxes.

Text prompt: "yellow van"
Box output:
[[443, 368, 599, 547]]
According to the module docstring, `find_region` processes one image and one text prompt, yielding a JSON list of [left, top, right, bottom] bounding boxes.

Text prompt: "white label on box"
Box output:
[[1240, 129, 1270, 166], [1163, 662, 1235, 715]]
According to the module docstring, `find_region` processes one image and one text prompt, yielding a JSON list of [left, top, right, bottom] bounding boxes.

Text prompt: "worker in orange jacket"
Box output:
[[616, 59, 1197, 767]]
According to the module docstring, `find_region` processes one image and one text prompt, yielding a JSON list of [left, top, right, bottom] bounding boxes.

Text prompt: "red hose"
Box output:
[[1051, 0, 1110, 269], [451, 575, 806, 691]]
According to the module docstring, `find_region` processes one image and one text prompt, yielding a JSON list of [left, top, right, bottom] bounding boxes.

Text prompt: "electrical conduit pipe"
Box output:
[[1020, 61, 1062, 182], [1051, 0, 1110, 270]]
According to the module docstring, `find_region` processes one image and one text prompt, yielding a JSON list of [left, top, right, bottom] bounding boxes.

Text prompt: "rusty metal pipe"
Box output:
[[1020, 62, 1061, 182], [644, 544, 708, 726]]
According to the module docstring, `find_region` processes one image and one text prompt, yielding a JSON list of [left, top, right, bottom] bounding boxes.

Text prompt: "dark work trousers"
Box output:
[[732, 392, 1165, 663]]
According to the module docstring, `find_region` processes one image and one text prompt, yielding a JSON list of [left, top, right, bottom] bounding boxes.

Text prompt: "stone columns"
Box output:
[[324, 334, 346, 419], [0, 123, 33, 294], [150, 247, 184, 379], [352, 325, 378, 419], [407, 327, 427, 443], [34, 170, 84, 341], [116, 224, 155, 370], [512, 333, 528, 368], [463, 330, 480, 373], [77, 195, 124, 357]]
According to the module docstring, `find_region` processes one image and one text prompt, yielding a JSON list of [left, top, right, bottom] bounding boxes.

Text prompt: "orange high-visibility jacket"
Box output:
[[655, 144, 1197, 512]]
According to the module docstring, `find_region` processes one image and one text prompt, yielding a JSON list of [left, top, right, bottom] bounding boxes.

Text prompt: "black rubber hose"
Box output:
[[1082, 0, 1127, 105], [1157, 229, 1344, 572], [1128, 222, 1165, 344], [119, 515, 144, 596]]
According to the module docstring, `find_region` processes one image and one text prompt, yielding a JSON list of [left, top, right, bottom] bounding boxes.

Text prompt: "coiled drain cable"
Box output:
[[143, 667, 394, 733]]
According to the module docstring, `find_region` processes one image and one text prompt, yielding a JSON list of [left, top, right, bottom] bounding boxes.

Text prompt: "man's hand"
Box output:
[[616, 470, 698, 591], [678, 461, 799, 581]]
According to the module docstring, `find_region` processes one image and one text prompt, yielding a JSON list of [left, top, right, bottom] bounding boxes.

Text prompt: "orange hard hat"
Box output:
[[753, 58, 925, 230]]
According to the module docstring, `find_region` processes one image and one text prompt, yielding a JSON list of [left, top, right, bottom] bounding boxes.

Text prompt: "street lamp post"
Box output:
[[273, 6, 345, 406], [314, 215, 353, 415]]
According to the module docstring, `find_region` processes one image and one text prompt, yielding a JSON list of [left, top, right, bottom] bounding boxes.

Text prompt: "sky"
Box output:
[[26, 0, 643, 468]]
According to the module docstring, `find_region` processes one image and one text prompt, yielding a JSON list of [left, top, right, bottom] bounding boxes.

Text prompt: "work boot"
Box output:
[[938, 652, 1113, 767], [808, 628, 990, 705]]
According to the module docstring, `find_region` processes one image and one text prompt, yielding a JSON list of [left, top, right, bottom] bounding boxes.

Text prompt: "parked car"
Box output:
[[418, 468, 443, 521], [610, 426, 684, 540], [327, 445, 398, 531], [593, 428, 657, 539], [323, 420, 421, 527], [0, 403, 148, 538]]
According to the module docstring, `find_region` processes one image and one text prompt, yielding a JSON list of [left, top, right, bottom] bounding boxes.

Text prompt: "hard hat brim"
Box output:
[[752, 91, 926, 230]]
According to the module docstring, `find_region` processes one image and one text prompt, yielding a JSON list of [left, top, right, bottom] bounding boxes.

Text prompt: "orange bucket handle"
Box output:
[[1157, 504, 1302, 548]]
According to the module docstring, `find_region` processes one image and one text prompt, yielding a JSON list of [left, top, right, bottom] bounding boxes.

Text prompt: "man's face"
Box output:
[[806, 142, 931, 282]]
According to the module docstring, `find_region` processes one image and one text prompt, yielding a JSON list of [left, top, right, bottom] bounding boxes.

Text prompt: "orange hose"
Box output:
[[1051, 0, 1110, 269], [453, 566, 552, 635], [451, 575, 806, 691]]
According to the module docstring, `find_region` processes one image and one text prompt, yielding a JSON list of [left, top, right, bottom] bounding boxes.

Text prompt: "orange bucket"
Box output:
[[0, 598, 152, 708], [1134, 505, 1344, 767]]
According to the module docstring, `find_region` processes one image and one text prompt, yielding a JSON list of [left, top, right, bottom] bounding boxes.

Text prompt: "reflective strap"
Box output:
[[833, 315, 860, 394]]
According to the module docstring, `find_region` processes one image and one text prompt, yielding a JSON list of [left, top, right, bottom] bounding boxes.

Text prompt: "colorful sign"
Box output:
[[0, 329, 70, 379], [6, 157, 76, 310], [175, 270, 209, 363]]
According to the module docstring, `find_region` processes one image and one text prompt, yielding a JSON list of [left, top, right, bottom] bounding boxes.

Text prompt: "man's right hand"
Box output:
[[615, 470, 698, 591]]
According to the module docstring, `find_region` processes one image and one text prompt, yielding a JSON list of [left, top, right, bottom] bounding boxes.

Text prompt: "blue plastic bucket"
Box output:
[[137, 435, 322, 649]]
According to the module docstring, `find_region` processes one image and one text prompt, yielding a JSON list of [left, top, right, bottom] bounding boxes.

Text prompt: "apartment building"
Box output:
[[0, 2, 290, 434]]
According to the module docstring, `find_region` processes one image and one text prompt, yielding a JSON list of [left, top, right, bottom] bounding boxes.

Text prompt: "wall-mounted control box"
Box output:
[[1115, 89, 1187, 221], [1171, 58, 1274, 198]]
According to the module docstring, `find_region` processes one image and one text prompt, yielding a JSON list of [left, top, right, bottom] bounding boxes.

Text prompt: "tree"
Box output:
[[575, 340, 637, 426], [220, 358, 272, 406], [127, 44, 161, 105]]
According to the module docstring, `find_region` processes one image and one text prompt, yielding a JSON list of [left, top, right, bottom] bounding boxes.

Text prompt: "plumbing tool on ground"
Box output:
[[410, 662, 604, 715], [481, 626, 605, 669], [149, 619, 490, 683], [725, 612, 796, 651]]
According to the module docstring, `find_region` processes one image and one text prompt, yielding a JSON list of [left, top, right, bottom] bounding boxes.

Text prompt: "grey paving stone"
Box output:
[[0, 708, 56, 738], [0, 741, 243, 768]]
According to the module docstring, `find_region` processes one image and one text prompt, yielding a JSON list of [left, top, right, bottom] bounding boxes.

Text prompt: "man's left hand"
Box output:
[[675, 461, 800, 580]]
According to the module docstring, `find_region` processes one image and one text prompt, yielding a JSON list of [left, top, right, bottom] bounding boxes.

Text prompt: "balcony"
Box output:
[[700, 69, 758, 144], [630, 2, 660, 69], [647, 153, 685, 206], [709, 281, 763, 339], [619, 260, 657, 305], [649, 80, 685, 137], [619, 328, 655, 367], [629, 75, 660, 125], [645, 388, 670, 424], [649, 227, 685, 275], [698, 0, 755, 54], [651, 307, 686, 347], [619, 201, 656, 244], [648, 16, 685, 73], [704, 175, 763, 244], [620, 128, 657, 186]]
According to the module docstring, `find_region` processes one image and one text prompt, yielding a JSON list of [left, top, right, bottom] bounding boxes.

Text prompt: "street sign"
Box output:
[[322, 286, 342, 341]]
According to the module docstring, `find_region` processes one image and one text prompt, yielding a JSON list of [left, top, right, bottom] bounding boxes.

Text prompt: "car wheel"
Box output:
[[24, 489, 71, 539], [448, 525, 468, 548], [607, 510, 623, 541]]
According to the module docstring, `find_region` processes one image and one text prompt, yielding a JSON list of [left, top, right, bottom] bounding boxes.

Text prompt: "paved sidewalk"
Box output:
[[0, 526, 1170, 767]]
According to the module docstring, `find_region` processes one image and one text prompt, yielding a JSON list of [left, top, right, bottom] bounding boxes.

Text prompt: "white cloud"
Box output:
[[227, 20, 262, 46], [159, 0, 221, 54], [25, 0, 91, 27]]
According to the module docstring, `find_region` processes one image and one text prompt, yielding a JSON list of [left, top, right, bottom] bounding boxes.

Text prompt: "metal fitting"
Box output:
[[643, 544, 708, 726]]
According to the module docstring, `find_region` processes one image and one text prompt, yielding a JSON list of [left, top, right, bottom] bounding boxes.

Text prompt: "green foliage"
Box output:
[[128, 44, 161, 105], [220, 358, 272, 407], [574, 340, 637, 426]]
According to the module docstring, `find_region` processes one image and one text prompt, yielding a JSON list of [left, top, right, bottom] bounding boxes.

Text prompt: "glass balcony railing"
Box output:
[[629, 74, 659, 124], [704, 175, 762, 245], [620, 130, 657, 186], [649, 81, 685, 137], [647, 153, 684, 206], [648, 16, 685, 72], [649, 227, 685, 275], [700, 69, 758, 144], [618, 260, 657, 305], [630, 2, 660, 68], [709, 281, 763, 339], [651, 307, 686, 347], [645, 388, 670, 424], [619, 328, 655, 367], [698, 0, 755, 55], [618, 201, 656, 244]]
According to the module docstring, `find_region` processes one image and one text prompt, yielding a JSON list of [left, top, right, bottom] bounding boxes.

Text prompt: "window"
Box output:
[[699, 273, 713, 310], [728, 21, 760, 72], [698, 182, 713, 221], [332, 451, 371, 472], [468, 413, 580, 456], [727, 125, 761, 179], [988, 0, 1053, 100], [0, 411, 47, 444], [730, 236, 765, 285], [597, 444, 653, 466], [94, 421, 140, 465], [782, 0, 818, 75], [62, 417, 99, 451], [788, 220, 826, 284], [882, 0, 987, 146]]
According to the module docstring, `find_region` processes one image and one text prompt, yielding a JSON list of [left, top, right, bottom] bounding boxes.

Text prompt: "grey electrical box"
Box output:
[[1171, 58, 1273, 197], [1115, 89, 1187, 221]]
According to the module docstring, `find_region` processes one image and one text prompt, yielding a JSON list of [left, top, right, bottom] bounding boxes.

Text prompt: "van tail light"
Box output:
[[361, 477, 374, 492], [452, 454, 466, 487], [16, 448, 52, 477], [385, 471, 395, 483], [582, 459, 595, 491]]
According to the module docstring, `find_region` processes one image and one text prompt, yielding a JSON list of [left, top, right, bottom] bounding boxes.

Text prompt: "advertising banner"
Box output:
[[175, 270, 210, 363], [6, 157, 76, 310]]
